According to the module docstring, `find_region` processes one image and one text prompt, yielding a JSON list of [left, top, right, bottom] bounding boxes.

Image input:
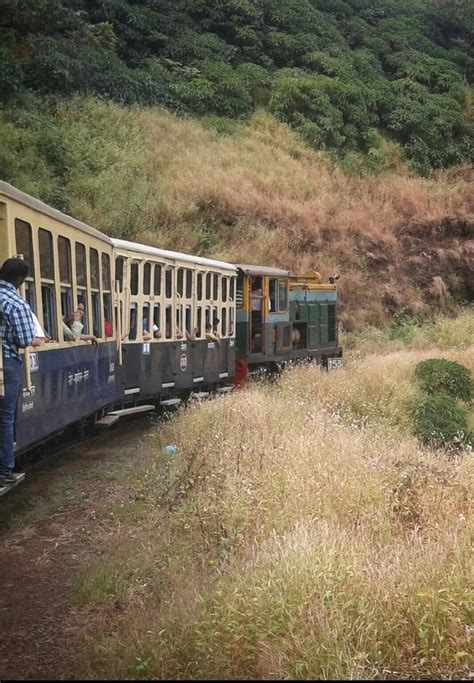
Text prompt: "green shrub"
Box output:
[[411, 393, 471, 448], [414, 358, 473, 403]]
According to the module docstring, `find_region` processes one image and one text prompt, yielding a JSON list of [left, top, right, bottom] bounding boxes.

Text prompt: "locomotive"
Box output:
[[0, 181, 342, 484]]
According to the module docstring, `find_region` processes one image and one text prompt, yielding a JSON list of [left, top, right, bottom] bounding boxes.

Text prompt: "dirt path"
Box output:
[[0, 421, 149, 680]]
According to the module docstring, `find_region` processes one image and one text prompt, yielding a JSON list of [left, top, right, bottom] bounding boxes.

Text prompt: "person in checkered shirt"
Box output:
[[0, 258, 35, 485]]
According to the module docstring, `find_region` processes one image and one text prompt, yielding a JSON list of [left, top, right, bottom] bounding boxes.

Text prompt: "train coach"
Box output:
[[0, 181, 342, 485]]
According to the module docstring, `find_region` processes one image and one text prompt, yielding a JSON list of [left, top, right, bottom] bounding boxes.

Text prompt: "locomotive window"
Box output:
[[222, 277, 228, 302], [76, 243, 87, 287], [130, 262, 139, 296], [177, 268, 184, 297], [143, 262, 151, 295], [165, 268, 172, 299], [185, 269, 192, 298], [213, 273, 219, 300], [58, 237, 72, 284], [269, 279, 277, 312], [278, 280, 288, 311], [197, 273, 203, 301], [102, 253, 111, 291], [230, 276, 235, 301], [115, 257, 124, 293], [15, 219, 34, 273], [165, 305, 172, 339], [104, 293, 113, 337], [205, 273, 211, 299], [39, 229, 54, 280]]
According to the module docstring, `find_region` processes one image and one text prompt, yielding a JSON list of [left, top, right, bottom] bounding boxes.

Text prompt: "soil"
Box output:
[[0, 420, 148, 681]]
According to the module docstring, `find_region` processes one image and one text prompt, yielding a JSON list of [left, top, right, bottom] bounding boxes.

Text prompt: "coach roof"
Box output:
[[112, 238, 237, 273]]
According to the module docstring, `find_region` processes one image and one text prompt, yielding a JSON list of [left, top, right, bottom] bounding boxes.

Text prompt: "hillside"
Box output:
[[1, 99, 473, 328], [1, 0, 473, 172]]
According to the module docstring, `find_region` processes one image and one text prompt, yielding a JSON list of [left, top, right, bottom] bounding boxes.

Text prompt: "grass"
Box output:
[[2, 98, 473, 328], [70, 314, 474, 680]]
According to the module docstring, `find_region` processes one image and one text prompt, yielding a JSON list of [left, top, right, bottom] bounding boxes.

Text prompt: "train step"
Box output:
[[95, 414, 120, 427], [107, 404, 156, 418], [217, 386, 233, 394], [0, 472, 25, 497], [191, 391, 210, 400], [160, 398, 181, 407]]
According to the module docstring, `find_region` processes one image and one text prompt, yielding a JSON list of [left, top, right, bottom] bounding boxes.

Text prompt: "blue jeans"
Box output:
[[0, 357, 23, 476]]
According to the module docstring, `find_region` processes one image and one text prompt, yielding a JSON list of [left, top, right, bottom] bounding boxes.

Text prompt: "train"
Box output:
[[0, 181, 342, 474]]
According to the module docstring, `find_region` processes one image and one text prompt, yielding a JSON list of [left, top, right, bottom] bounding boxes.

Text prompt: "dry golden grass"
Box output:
[[72, 321, 474, 680], [48, 99, 474, 329]]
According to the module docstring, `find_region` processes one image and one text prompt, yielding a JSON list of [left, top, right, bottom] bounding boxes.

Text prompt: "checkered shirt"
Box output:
[[0, 279, 35, 362]]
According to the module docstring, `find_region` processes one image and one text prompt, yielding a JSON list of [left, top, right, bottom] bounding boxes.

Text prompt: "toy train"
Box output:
[[0, 181, 342, 464]]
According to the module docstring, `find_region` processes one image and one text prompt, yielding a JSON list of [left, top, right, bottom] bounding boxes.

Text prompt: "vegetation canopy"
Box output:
[[0, 0, 473, 172]]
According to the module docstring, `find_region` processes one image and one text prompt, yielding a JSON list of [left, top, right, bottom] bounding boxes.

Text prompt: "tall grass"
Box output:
[[2, 98, 473, 328], [72, 326, 474, 680]]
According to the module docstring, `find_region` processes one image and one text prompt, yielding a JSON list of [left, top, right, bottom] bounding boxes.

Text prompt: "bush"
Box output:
[[411, 393, 471, 448], [414, 358, 473, 403]]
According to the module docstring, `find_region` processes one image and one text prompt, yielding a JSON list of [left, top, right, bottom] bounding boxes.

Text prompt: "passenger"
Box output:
[[0, 258, 36, 485], [104, 319, 113, 337], [205, 318, 221, 346], [153, 324, 162, 339], [142, 328, 152, 341], [31, 311, 46, 347], [63, 306, 99, 345]]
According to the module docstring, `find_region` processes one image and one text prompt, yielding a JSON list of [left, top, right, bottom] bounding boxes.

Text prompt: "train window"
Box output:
[[102, 253, 111, 290], [222, 307, 227, 336], [165, 268, 172, 298], [185, 305, 192, 338], [205, 273, 211, 299], [92, 292, 101, 337], [76, 242, 87, 287], [230, 276, 235, 301], [236, 272, 244, 308], [58, 237, 72, 284], [90, 248, 99, 289], [269, 279, 277, 312], [176, 304, 182, 331], [165, 305, 172, 339], [104, 293, 113, 337], [197, 273, 203, 301], [41, 284, 57, 339], [222, 277, 228, 302], [15, 219, 34, 272], [39, 229, 54, 280], [77, 291, 88, 333], [115, 257, 124, 293], [142, 304, 151, 336], [185, 269, 192, 298], [129, 303, 137, 341], [153, 303, 161, 338], [130, 262, 139, 296], [153, 264, 161, 296], [278, 280, 288, 311], [60, 286, 72, 319], [229, 307, 235, 336], [143, 262, 151, 296], [196, 306, 202, 338], [213, 273, 218, 300], [177, 268, 184, 297]]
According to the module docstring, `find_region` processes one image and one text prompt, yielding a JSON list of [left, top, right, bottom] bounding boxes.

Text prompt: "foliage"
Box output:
[[411, 393, 471, 448], [0, 0, 473, 171], [415, 358, 473, 403]]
